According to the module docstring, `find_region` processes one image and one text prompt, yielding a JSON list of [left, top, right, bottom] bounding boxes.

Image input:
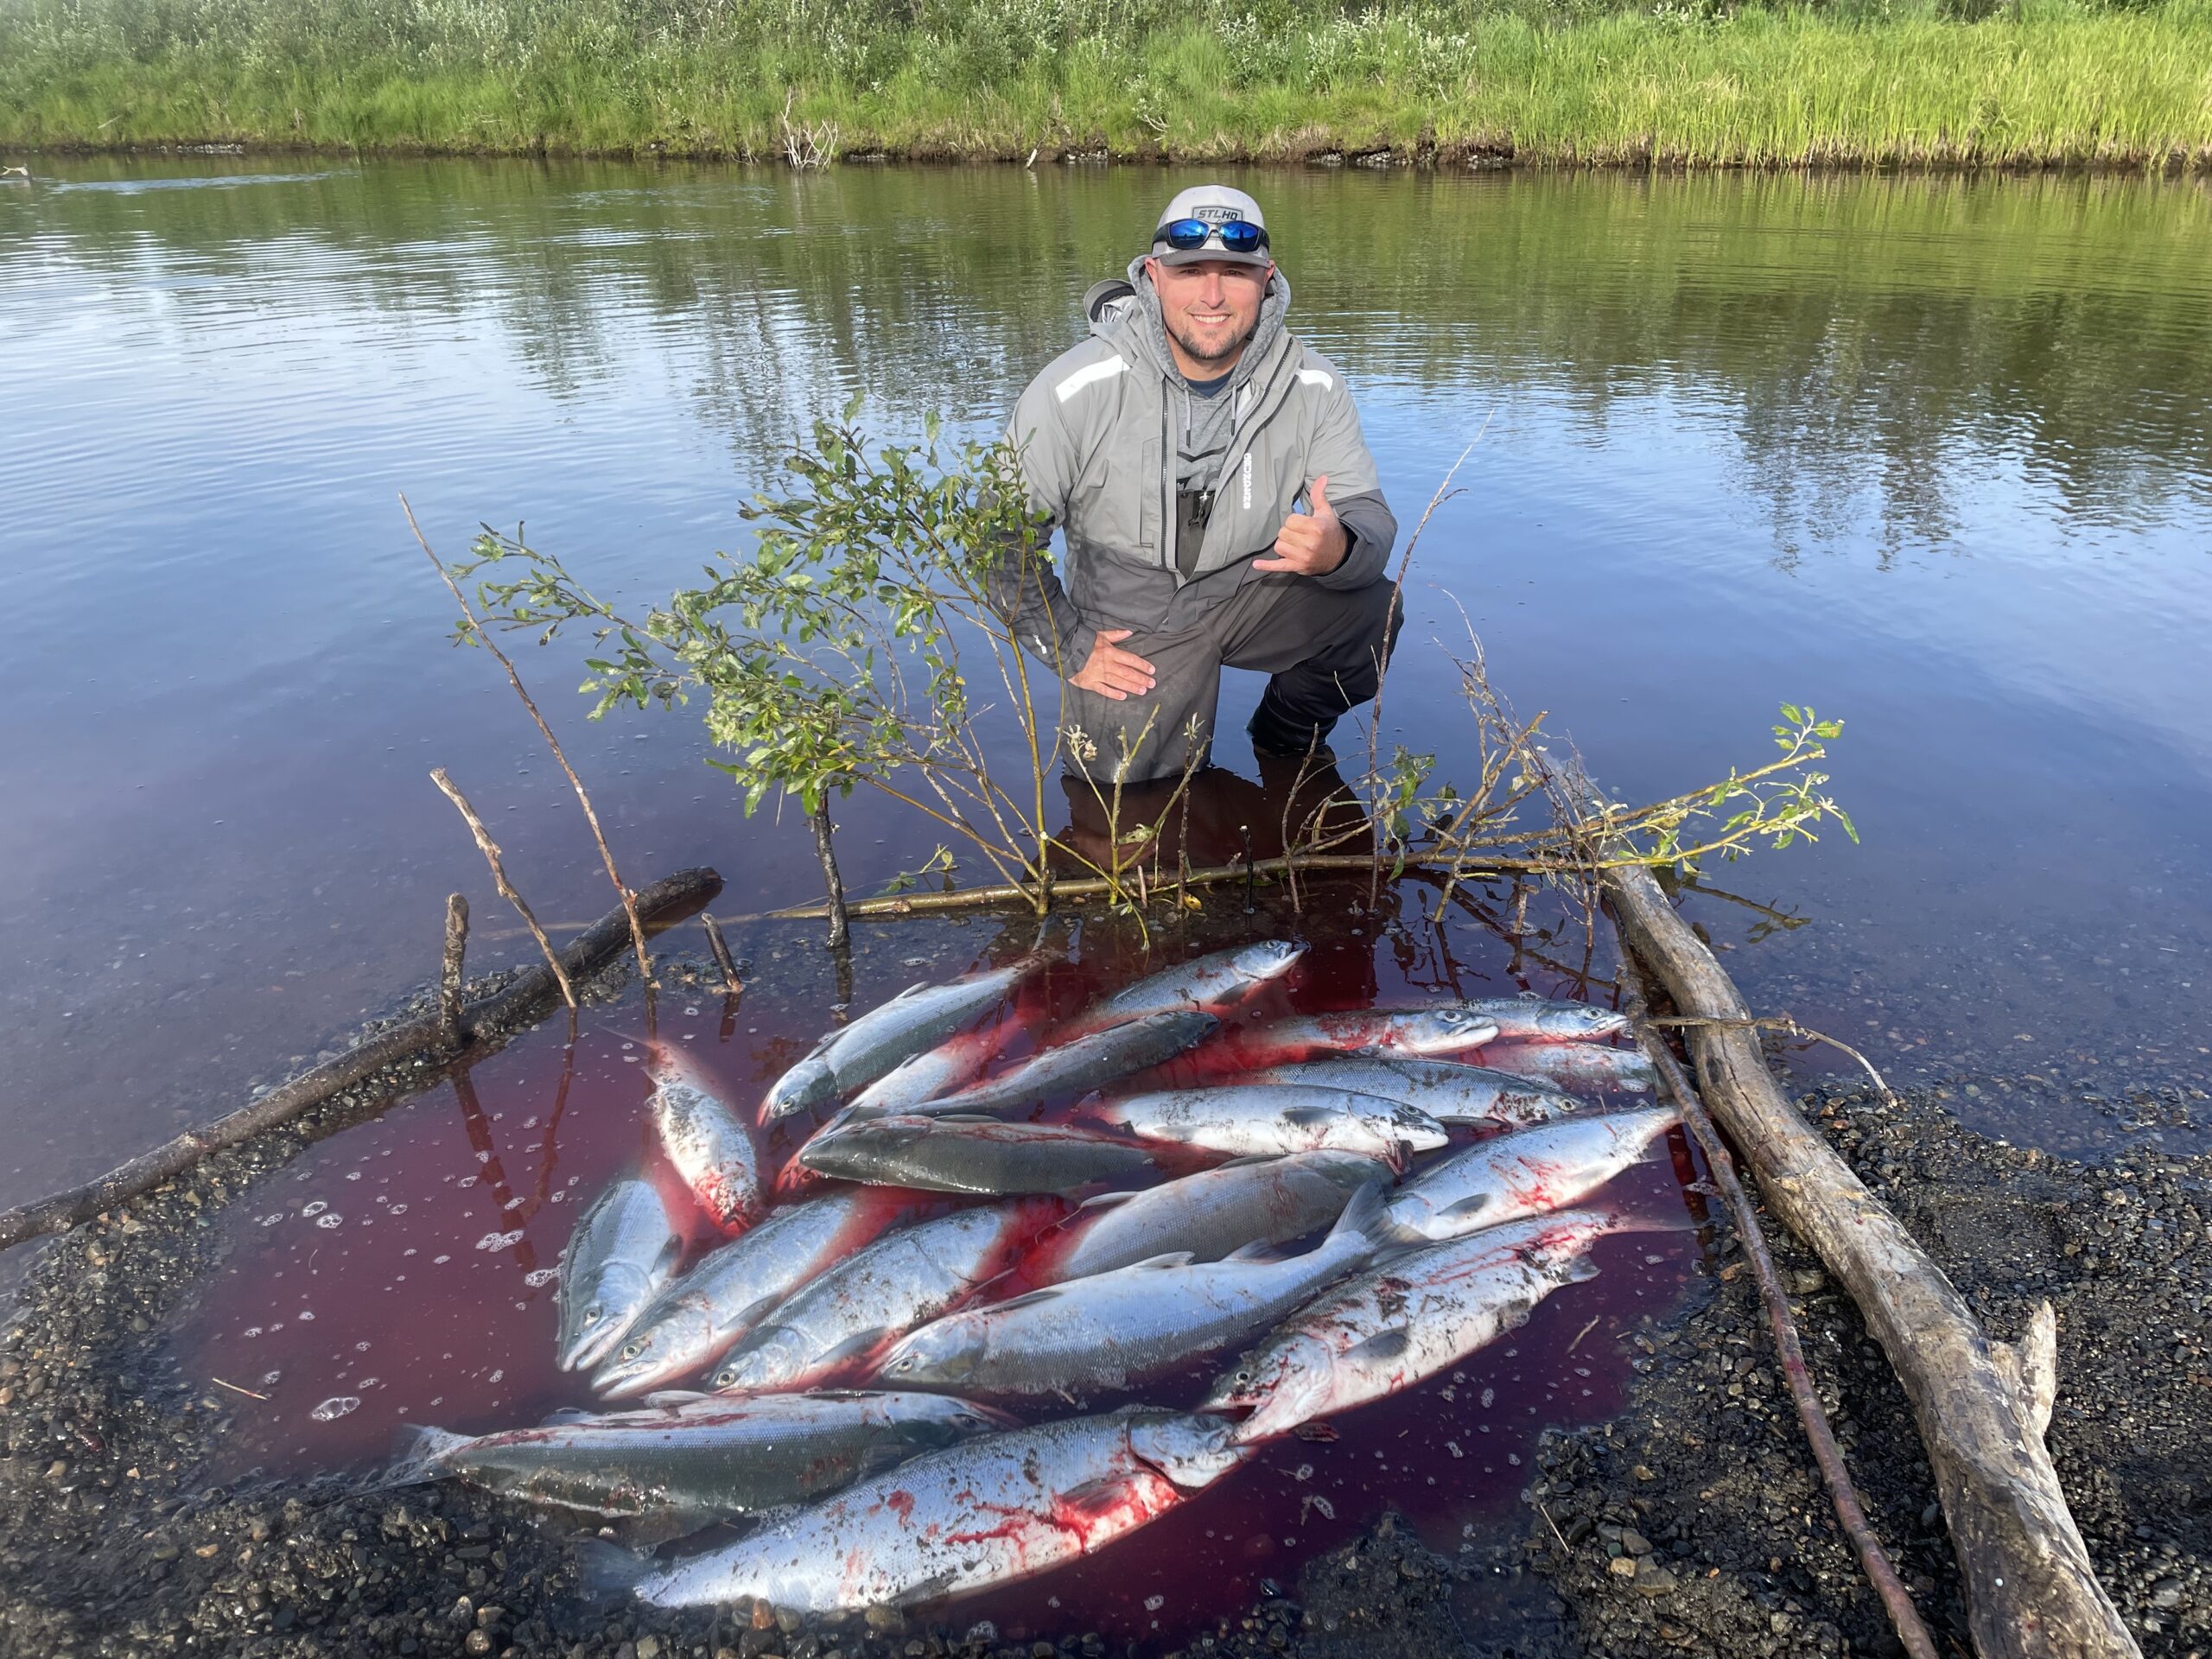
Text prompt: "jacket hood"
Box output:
[[1087, 256, 1294, 397]]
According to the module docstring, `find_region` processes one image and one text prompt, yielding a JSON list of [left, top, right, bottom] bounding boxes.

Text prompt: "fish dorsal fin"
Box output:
[[639, 1389, 715, 1409], [1217, 1153, 1286, 1170], [1224, 1241, 1280, 1263], [1440, 1194, 1494, 1221], [889, 982, 931, 1002], [1078, 1190, 1138, 1211], [816, 1328, 890, 1368], [932, 1113, 1008, 1126], [1128, 1251, 1197, 1272], [989, 1286, 1066, 1312], [1345, 1328, 1412, 1363]]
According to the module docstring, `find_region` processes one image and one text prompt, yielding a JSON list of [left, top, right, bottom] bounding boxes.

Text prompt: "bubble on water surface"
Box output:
[[457, 1176, 479, 1189], [389, 1204, 407, 1215], [301, 1201, 327, 1217], [309, 1396, 359, 1422], [433, 1255, 451, 1265], [315, 1214, 342, 1229], [259, 1214, 284, 1227], [346, 1171, 363, 1181], [476, 1230, 524, 1252], [242, 1326, 263, 1338], [1144, 1597, 1164, 1612], [296, 1309, 315, 1321], [260, 1371, 281, 1388], [524, 1268, 559, 1287]]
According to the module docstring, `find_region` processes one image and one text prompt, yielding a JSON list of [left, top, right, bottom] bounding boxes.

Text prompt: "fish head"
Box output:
[[1128, 1411, 1252, 1491], [556, 1263, 645, 1373], [1230, 940, 1307, 987], [1385, 1102, 1452, 1153], [899, 1395, 1019, 1448], [1534, 1005, 1631, 1040], [1398, 1010, 1500, 1056], [1206, 1332, 1338, 1443], [710, 1329, 806, 1394], [761, 1057, 836, 1122], [588, 1306, 712, 1400], [874, 1323, 978, 1389]]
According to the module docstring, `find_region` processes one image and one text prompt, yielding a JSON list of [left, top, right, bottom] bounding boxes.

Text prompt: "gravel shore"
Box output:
[[1, 988, 2203, 1658]]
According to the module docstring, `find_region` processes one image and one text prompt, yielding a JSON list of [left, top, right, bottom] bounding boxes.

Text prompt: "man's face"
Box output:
[[1146, 256, 1272, 370]]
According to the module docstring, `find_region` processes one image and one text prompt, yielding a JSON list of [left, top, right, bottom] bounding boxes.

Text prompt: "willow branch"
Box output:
[[429, 767, 575, 1008]]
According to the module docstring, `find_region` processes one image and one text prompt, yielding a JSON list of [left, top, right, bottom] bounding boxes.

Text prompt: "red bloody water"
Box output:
[[183, 910, 1709, 1644]]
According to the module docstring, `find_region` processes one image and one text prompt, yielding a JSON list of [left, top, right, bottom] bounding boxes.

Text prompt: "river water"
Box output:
[[3, 160, 2209, 1637]]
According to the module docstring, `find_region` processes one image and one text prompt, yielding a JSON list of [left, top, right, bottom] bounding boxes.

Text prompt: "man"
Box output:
[[1000, 184, 1401, 784]]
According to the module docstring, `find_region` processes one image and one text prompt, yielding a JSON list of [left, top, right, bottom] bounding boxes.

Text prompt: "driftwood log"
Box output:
[[1602, 856, 2138, 1659], [0, 866, 721, 1255]]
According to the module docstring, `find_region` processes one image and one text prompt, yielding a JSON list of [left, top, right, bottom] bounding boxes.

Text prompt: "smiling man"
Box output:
[[999, 184, 1400, 783]]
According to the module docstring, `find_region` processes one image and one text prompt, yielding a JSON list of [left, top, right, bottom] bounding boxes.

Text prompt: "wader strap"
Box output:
[[1175, 488, 1214, 579]]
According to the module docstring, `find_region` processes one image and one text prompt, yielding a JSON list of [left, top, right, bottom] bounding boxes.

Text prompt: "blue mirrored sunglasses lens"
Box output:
[[1160, 219, 1214, 249], [1215, 220, 1265, 252]]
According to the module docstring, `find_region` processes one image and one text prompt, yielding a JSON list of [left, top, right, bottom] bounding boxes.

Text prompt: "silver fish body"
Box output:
[[395, 1389, 1009, 1517], [1086, 1084, 1448, 1162], [1244, 1057, 1585, 1127], [1230, 1008, 1499, 1064], [1379, 1106, 1679, 1245], [590, 1191, 920, 1399], [1208, 1210, 1612, 1441], [918, 1010, 1219, 1116], [846, 1021, 1021, 1118], [556, 1179, 683, 1373], [761, 957, 1047, 1119], [1482, 1039, 1657, 1095], [797, 1114, 1164, 1196], [1067, 942, 1306, 1032], [875, 1181, 1388, 1397], [1439, 998, 1629, 1041], [584, 1407, 1248, 1611], [648, 1044, 763, 1231], [1039, 1149, 1387, 1284], [709, 1200, 1064, 1393]]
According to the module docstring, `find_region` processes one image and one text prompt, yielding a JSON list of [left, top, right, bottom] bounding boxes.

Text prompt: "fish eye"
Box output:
[[620, 1341, 644, 1360], [582, 1307, 602, 1327]]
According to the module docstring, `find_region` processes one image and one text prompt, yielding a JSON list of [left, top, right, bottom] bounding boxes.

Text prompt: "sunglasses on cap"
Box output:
[[1154, 216, 1270, 256]]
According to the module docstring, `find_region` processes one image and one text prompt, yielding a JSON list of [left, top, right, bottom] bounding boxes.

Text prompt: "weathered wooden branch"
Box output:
[[439, 893, 470, 1046], [405, 494, 656, 993], [1601, 856, 2138, 1659], [701, 912, 745, 998], [0, 867, 721, 1255], [1616, 959, 1940, 1659], [430, 766, 577, 1008], [809, 798, 851, 949]]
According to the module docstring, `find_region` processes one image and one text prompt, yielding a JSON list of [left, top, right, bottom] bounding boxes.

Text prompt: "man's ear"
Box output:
[[1141, 255, 1163, 286]]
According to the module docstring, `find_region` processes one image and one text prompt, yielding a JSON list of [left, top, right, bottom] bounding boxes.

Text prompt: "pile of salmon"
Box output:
[[392, 943, 1679, 1616]]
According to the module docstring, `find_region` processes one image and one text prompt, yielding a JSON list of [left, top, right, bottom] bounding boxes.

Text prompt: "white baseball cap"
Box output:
[[1150, 184, 1272, 268]]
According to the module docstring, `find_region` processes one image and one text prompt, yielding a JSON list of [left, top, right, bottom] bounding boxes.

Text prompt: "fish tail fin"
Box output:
[[574, 1539, 653, 1601], [373, 1424, 469, 1491]]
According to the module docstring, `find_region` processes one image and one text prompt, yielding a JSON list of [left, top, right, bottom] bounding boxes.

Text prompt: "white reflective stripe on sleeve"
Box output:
[[1296, 368, 1334, 390], [1055, 356, 1128, 402]]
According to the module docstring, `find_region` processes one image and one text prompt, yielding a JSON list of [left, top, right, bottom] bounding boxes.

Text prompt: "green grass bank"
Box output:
[[3, 0, 2209, 169]]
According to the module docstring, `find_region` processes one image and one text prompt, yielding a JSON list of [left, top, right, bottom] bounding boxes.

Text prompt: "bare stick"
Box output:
[[0, 867, 720, 1253], [701, 912, 744, 998], [429, 767, 575, 1009], [1647, 1012, 1902, 1109], [810, 797, 850, 950], [1618, 955, 1942, 1659], [404, 493, 654, 994], [438, 893, 470, 1046]]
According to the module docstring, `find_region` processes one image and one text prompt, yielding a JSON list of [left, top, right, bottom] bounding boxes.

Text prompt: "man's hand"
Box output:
[[1068, 628, 1156, 702], [1254, 474, 1349, 576]]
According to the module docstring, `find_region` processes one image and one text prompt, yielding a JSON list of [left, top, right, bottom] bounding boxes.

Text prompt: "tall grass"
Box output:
[[3, 0, 2208, 167]]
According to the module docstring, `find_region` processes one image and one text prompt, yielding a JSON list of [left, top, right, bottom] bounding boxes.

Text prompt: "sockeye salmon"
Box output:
[[391, 1389, 1010, 1517], [1085, 1084, 1448, 1163], [1058, 942, 1306, 1036], [797, 1115, 1166, 1196], [874, 1181, 1389, 1398], [1483, 1039, 1656, 1095], [761, 955, 1049, 1120], [845, 1014, 1034, 1119], [709, 1200, 1064, 1393], [1219, 1008, 1499, 1066], [914, 1010, 1218, 1116], [1208, 1210, 1612, 1442], [1435, 997, 1629, 1041], [590, 1189, 924, 1399], [1244, 1057, 1585, 1128], [579, 1407, 1248, 1611], [556, 1178, 683, 1373], [1034, 1149, 1388, 1285], [1377, 1105, 1679, 1246], [647, 1042, 763, 1231]]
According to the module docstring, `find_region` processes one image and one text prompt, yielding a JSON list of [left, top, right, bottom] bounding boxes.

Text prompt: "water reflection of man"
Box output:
[[996, 184, 1402, 785]]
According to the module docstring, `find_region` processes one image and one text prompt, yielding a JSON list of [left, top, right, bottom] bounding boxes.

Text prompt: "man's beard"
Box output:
[[1167, 314, 1257, 369]]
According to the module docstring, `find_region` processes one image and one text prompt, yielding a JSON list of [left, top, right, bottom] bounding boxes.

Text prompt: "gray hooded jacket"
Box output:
[[998, 259, 1398, 675]]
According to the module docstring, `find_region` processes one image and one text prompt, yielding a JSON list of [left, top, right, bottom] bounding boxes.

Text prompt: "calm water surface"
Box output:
[[3, 160, 2209, 1634]]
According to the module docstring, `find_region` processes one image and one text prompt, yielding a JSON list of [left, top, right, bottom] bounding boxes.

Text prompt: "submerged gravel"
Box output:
[[1, 973, 2203, 1657]]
